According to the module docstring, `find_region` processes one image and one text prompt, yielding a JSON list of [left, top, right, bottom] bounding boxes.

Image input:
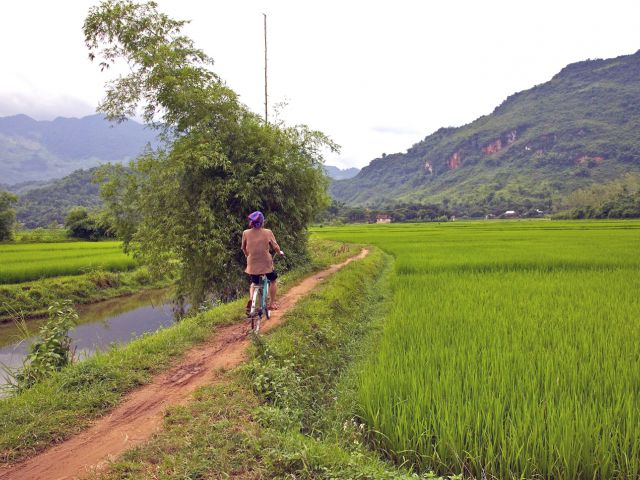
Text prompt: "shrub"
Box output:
[[8, 301, 78, 393]]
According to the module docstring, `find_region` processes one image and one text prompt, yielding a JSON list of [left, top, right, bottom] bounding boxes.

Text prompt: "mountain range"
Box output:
[[5, 48, 640, 225], [0, 114, 158, 184], [5, 163, 359, 228], [10, 168, 102, 228], [330, 50, 640, 215], [323, 165, 359, 180]]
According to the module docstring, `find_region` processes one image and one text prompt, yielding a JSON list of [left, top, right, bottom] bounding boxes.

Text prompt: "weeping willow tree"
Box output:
[[85, 1, 335, 304]]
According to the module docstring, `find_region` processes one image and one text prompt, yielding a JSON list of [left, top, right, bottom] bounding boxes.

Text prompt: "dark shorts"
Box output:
[[249, 270, 277, 285]]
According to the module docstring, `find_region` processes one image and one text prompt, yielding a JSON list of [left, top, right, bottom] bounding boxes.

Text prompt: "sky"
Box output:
[[1, 0, 639, 169]]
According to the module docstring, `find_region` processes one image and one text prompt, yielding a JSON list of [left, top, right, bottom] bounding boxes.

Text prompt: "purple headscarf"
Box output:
[[248, 211, 264, 228]]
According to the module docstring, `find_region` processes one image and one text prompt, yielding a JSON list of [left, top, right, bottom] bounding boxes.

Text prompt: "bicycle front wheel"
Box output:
[[251, 287, 262, 333]]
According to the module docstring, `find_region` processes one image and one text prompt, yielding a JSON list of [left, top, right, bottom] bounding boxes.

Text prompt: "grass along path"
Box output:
[[0, 241, 363, 478], [0, 267, 171, 321], [1, 238, 358, 321], [91, 245, 439, 479], [314, 220, 640, 479]]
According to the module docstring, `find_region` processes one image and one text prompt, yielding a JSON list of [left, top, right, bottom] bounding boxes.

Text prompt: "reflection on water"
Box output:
[[0, 289, 175, 380]]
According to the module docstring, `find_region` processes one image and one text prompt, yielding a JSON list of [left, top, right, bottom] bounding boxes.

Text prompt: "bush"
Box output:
[[0, 191, 17, 241], [65, 206, 113, 240], [87, 269, 121, 289], [7, 301, 78, 393]]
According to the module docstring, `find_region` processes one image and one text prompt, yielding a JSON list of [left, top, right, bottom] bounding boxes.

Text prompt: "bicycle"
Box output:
[[247, 252, 282, 333]]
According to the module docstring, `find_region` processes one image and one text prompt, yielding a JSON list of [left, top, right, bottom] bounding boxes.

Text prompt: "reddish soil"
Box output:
[[448, 151, 462, 170], [0, 249, 368, 480]]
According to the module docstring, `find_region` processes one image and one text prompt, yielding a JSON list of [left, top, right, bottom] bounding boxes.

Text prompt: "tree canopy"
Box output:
[[0, 191, 17, 241], [84, 1, 335, 303], [65, 206, 113, 240]]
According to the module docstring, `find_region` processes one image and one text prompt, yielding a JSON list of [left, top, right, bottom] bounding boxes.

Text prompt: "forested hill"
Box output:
[[330, 50, 640, 214], [324, 165, 360, 180], [0, 114, 157, 184], [14, 168, 102, 228], [5, 163, 362, 228]]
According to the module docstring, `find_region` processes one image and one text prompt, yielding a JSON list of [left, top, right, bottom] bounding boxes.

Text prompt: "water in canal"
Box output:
[[0, 288, 176, 386]]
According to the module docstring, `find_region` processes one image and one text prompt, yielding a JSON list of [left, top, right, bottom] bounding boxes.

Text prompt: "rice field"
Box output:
[[0, 241, 135, 284], [312, 220, 640, 479]]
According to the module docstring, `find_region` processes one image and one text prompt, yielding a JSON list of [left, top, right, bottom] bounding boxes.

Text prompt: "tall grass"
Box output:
[[0, 238, 361, 462], [13, 228, 71, 243], [313, 220, 640, 479], [0, 242, 134, 284]]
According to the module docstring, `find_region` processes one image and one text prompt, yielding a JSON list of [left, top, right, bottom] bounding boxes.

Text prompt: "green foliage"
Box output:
[[7, 301, 78, 394], [85, 1, 334, 305], [324, 165, 360, 180], [97, 383, 267, 479], [0, 239, 355, 463], [0, 298, 245, 462], [317, 199, 451, 224], [64, 206, 113, 240], [92, 244, 440, 479], [243, 247, 454, 479], [0, 191, 17, 241], [331, 51, 640, 214], [247, 248, 387, 438], [0, 266, 170, 320], [15, 228, 70, 243], [315, 221, 640, 479], [555, 173, 640, 218], [15, 168, 103, 229]]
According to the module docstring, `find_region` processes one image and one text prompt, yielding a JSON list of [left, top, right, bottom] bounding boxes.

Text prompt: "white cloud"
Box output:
[[1, 0, 639, 168]]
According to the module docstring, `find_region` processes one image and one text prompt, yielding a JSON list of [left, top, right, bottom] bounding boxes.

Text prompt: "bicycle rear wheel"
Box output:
[[263, 279, 270, 320], [252, 315, 261, 333]]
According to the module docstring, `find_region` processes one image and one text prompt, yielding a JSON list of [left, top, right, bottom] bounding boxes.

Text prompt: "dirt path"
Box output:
[[0, 249, 368, 480]]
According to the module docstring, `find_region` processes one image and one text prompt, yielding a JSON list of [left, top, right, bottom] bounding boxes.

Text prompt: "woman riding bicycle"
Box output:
[[241, 211, 284, 311]]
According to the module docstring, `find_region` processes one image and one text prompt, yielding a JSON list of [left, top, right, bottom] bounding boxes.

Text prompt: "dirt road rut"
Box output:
[[0, 249, 368, 480]]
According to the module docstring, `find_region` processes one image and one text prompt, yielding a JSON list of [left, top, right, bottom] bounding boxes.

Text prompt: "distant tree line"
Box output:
[[320, 179, 640, 223], [553, 174, 640, 219], [317, 200, 451, 224], [558, 190, 640, 219], [15, 168, 102, 228]]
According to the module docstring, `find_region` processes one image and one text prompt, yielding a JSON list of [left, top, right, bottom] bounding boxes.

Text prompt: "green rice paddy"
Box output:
[[313, 220, 640, 479], [0, 241, 135, 284]]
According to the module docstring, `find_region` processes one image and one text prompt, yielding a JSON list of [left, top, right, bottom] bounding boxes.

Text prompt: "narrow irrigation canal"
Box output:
[[0, 288, 176, 388]]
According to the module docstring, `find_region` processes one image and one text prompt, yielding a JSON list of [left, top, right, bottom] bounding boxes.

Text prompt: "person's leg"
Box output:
[[266, 271, 278, 308], [269, 280, 278, 306]]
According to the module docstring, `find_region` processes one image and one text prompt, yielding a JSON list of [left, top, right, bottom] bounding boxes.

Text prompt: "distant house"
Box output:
[[376, 214, 392, 224], [503, 210, 518, 218]]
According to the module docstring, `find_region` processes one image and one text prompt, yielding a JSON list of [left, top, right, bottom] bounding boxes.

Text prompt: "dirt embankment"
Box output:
[[0, 249, 368, 480]]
